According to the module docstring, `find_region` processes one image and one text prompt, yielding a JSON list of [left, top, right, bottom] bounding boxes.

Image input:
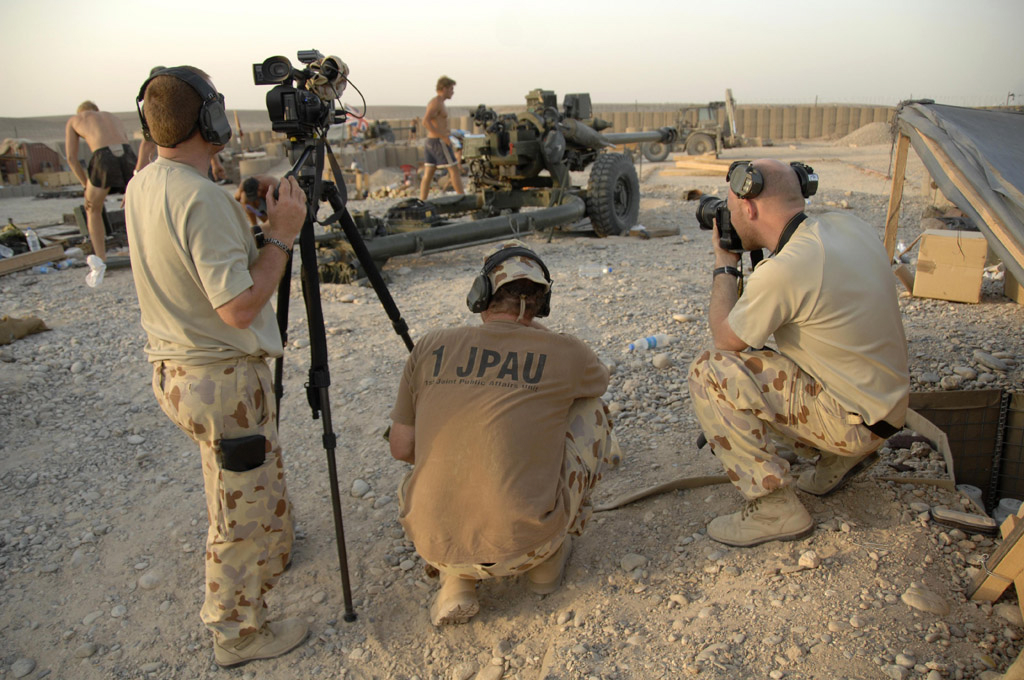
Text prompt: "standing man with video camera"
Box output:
[[125, 66, 310, 666], [388, 240, 620, 626], [688, 159, 909, 547]]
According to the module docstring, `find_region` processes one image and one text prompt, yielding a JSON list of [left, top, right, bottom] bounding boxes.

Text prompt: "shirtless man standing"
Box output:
[[65, 101, 138, 264], [419, 76, 464, 201]]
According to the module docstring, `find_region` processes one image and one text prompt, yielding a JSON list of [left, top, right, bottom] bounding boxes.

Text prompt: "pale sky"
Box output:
[[3, 0, 1022, 118]]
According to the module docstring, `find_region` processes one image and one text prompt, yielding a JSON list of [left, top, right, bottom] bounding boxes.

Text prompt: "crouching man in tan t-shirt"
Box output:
[[688, 159, 909, 548], [388, 240, 621, 626]]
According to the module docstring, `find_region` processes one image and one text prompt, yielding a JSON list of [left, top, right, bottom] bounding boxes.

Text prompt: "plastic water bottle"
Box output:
[[626, 334, 675, 352], [25, 227, 41, 252], [578, 263, 612, 278], [32, 263, 54, 274], [0, 243, 13, 258]]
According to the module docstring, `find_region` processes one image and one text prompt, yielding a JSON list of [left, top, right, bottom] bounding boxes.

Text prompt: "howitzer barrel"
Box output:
[[601, 126, 678, 146], [318, 195, 587, 264], [559, 119, 613, 149]]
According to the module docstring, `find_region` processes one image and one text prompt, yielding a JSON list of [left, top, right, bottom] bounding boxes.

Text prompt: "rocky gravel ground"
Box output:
[[1, 140, 1023, 679]]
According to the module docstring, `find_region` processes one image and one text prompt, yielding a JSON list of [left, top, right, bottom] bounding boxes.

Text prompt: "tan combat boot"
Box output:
[[797, 450, 879, 496], [526, 536, 573, 595], [707, 487, 814, 547], [429, 572, 479, 626], [214, 618, 309, 667]]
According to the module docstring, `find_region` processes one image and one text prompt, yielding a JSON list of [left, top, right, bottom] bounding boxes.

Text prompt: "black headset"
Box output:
[[727, 160, 818, 199], [136, 67, 232, 147], [466, 246, 552, 317]]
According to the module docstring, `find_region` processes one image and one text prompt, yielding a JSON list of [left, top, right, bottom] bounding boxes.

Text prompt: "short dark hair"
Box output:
[[436, 76, 456, 91], [488, 279, 546, 317], [142, 66, 211, 147]]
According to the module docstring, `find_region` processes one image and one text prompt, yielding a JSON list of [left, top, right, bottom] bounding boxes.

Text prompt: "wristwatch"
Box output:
[[263, 237, 292, 255], [713, 266, 741, 278]]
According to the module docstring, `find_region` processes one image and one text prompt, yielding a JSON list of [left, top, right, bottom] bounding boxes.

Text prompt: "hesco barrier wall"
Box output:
[[441, 104, 896, 142], [199, 103, 897, 178]]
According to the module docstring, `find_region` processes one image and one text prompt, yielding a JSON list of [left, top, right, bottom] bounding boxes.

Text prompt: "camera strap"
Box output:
[[774, 211, 807, 255]]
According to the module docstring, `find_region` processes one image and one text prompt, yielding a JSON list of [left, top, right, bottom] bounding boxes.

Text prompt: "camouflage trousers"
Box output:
[[152, 357, 293, 642], [687, 349, 882, 500], [399, 397, 621, 581]]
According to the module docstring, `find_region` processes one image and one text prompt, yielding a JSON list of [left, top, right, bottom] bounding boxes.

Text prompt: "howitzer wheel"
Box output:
[[586, 152, 639, 237], [642, 142, 671, 163], [686, 133, 716, 156]]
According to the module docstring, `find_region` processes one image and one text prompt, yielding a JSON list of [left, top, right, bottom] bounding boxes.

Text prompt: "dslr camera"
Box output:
[[696, 161, 818, 252], [253, 49, 349, 138]]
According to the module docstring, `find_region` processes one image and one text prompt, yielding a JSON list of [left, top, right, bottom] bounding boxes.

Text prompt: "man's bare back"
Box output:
[[66, 110, 131, 153], [65, 102, 137, 265]]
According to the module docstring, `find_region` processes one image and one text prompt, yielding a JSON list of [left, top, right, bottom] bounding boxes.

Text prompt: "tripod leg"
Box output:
[[321, 182, 415, 351], [294, 213, 358, 622]]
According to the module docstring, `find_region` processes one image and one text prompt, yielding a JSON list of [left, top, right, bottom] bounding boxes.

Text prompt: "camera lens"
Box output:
[[696, 195, 724, 230], [261, 56, 293, 83]]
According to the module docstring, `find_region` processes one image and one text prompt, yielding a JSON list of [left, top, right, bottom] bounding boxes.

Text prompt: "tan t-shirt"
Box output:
[[390, 320, 609, 565], [728, 213, 909, 426], [125, 157, 283, 364]]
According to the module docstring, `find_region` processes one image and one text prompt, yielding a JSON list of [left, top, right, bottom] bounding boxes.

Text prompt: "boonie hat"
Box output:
[[485, 240, 551, 293]]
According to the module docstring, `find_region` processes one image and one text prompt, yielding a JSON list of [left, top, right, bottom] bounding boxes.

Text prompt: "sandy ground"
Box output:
[[2, 137, 1024, 680]]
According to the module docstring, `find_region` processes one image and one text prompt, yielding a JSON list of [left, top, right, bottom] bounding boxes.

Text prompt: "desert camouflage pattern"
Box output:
[[400, 397, 620, 581], [688, 349, 881, 500], [152, 357, 293, 643], [486, 239, 550, 293]]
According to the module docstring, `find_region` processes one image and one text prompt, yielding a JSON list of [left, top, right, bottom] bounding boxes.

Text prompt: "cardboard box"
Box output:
[[33, 171, 76, 187], [913, 229, 988, 303]]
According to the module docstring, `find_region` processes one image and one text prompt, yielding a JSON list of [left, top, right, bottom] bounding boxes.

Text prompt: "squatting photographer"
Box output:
[[124, 66, 310, 666], [687, 159, 910, 548]]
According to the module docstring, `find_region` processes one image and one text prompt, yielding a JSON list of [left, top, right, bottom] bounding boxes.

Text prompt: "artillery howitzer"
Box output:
[[315, 88, 677, 282]]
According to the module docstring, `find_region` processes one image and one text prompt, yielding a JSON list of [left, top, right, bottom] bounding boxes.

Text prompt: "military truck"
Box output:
[[641, 89, 764, 161]]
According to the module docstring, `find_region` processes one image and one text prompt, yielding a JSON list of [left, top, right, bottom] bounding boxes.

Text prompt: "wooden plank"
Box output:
[[995, 514, 1024, 624], [969, 510, 1024, 601], [673, 164, 732, 175], [672, 153, 729, 160], [673, 157, 732, 167], [659, 168, 728, 177], [0, 245, 64, 276], [883, 132, 910, 262]]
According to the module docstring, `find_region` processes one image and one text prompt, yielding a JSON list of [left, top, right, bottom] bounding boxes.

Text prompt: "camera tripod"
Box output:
[[273, 135, 414, 622]]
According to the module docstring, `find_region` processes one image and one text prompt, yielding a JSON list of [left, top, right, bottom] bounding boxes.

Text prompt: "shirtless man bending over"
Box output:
[[65, 101, 138, 263], [419, 76, 464, 201]]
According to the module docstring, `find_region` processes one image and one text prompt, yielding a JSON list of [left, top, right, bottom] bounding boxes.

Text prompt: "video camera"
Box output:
[[696, 161, 818, 252], [253, 49, 349, 138]]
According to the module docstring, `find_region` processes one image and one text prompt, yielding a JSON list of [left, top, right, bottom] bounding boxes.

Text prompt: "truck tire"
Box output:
[[586, 153, 639, 237], [686, 133, 715, 156], [642, 142, 671, 162]]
